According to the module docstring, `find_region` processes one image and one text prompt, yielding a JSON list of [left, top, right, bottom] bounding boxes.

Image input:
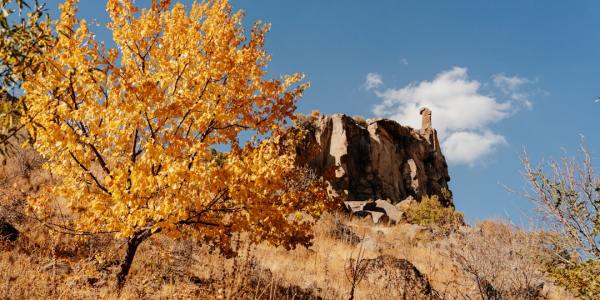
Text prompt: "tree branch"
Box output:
[[131, 128, 141, 162], [144, 111, 156, 140], [0, 203, 117, 236], [89, 143, 111, 175], [69, 151, 111, 196], [174, 77, 211, 136]]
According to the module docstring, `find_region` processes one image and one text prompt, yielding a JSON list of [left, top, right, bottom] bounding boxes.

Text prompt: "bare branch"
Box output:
[[69, 151, 111, 196]]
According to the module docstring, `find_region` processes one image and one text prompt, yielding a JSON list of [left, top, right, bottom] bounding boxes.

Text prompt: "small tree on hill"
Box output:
[[22, 0, 331, 288], [522, 145, 600, 298]]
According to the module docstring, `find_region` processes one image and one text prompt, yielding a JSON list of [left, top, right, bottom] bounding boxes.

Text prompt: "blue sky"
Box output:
[[51, 0, 600, 224]]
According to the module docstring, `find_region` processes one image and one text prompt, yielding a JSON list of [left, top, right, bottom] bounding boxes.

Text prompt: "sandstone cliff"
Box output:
[[299, 111, 452, 207]]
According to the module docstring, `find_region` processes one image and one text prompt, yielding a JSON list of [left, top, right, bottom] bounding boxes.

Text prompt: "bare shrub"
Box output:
[[521, 144, 600, 298], [522, 146, 599, 259], [449, 220, 548, 300], [345, 241, 370, 300]]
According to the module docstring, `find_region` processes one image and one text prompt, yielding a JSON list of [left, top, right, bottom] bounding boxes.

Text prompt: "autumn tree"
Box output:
[[22, 0, 331, 288]]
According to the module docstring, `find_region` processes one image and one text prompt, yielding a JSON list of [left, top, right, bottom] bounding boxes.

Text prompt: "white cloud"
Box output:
[[400, 58, 409, 65], [364, 73, 383, 90], [442, 131, 507, 166], [373, 67, 512, 136], [371, 67, 533, 166], [492, 73, 533, 109], [492, 73, 528, 91]]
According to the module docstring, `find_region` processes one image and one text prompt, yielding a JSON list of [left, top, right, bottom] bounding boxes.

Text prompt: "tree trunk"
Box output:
[[115, 229, 152, 290]]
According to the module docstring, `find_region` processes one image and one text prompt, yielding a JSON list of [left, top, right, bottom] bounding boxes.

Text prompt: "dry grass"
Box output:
[[0, 212, 580, 299]]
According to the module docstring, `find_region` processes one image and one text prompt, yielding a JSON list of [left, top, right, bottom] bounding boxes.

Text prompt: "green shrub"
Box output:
[[546, 259, 600, 299], [402, 195, 464, 233]]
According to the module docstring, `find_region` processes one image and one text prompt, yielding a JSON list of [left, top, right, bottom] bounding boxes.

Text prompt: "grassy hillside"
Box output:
[[0, 150, 577, 299]]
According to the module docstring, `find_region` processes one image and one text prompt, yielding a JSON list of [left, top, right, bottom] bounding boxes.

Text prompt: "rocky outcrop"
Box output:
[[299, 111, 452, 207]]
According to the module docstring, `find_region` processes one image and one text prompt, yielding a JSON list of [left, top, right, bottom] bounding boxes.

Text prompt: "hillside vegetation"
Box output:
[[0, 0, 598, 299], [0, 150, 578, 299]]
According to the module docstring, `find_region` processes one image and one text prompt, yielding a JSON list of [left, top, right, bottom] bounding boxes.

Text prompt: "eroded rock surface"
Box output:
[[300, 113, 452, 207], [365, 255, 441, 300]]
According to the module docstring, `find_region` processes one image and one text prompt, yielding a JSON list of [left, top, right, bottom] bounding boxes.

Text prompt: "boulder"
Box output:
[[368, 210, 386, 223], [365, 255, 441, 300], [343, 201, 368, 213], [395, 196, 417, 211], [374, 199, 403, 223], [343, 199, 403, 224]]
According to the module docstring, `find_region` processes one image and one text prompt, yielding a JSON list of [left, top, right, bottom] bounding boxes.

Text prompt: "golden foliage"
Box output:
[[22, 0, 330, 254]]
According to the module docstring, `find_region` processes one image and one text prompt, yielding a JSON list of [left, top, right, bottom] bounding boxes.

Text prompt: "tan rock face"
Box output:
[[300, 113, 452, 206]]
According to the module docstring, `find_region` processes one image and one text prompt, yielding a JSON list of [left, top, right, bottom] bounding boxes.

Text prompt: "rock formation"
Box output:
[[365, 255, 441, 299], [420, 107, 432, 131], [298, 110, 452, 209]]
